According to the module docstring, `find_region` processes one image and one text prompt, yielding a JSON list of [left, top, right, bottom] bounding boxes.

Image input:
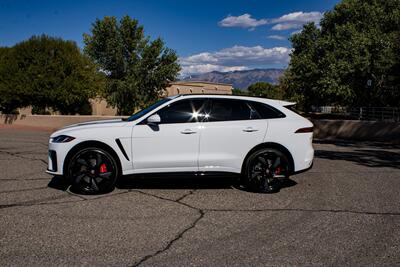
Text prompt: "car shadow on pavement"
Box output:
[[116, 174, 238, 190], [314, 149, 400, 169], [116, 174, 297, 192], [48, 175, 70, 191], [47, 173, 297, 193]]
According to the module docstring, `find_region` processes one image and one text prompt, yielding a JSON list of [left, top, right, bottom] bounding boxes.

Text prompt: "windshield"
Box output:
[[126, 98, 172, 121]]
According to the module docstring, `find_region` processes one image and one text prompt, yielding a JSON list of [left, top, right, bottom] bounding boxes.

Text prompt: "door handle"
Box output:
[[243, 127, 259, 132], [181, 129, 197, 134]]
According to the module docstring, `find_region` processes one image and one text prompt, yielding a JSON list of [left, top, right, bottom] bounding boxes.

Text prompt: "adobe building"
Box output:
[[18, 81, 233, 116], [89, 81, 233, 115], [165, 81, 233, 96]]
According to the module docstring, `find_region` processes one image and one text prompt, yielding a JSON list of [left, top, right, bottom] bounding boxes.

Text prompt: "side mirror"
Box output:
[[147, 114, 161, 125]]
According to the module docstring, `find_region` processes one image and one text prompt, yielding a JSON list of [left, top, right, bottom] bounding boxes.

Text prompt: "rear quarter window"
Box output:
[[249, 101, 286, 119]]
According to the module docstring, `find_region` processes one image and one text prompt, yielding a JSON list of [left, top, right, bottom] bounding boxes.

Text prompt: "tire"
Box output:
[[242, 148, 290, 193], [67, 147, 119, 194]]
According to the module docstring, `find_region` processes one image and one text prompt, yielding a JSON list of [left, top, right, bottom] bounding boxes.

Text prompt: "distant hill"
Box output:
[[184, 69, 285, 89]]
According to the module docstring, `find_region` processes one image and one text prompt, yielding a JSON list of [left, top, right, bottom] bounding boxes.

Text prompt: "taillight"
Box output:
[[295, 127, 314, 133]]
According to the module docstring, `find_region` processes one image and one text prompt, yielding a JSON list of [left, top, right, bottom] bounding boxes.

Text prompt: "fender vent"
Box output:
[[115, 139, 129, 161]]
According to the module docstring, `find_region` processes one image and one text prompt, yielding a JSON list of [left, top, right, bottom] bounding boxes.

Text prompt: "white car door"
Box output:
[[198, 99, 268, 173], [131, 98, 207, 173]]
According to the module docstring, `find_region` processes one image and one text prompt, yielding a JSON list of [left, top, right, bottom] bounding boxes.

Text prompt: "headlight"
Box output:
[[51, 135, 75, 143]]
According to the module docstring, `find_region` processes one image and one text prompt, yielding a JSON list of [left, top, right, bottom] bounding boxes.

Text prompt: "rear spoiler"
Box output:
[[276, 100, 296, 107]]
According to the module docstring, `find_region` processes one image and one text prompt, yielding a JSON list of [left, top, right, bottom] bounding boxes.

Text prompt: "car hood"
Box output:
[[62, 118, 126, 129], [50, 118, 129, 138]]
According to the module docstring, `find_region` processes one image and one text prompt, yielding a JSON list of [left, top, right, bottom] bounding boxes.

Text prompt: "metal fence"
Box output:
[[348, 107, 400, 122], [313, 106, 400, 122]]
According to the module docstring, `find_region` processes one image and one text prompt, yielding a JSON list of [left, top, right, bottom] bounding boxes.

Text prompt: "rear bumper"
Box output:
[[46, 169, 59, 175], [293, 160, 313, 175], [290, 133, 314, 172]]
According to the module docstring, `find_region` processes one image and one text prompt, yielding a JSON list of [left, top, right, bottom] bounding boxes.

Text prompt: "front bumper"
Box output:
[[47, 150, 58, 172], [46, 140, 77, 176]]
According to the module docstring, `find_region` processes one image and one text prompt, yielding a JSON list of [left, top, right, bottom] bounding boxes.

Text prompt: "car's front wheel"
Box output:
[[243, 148, 290, 193], [67, 147, 118, 194]]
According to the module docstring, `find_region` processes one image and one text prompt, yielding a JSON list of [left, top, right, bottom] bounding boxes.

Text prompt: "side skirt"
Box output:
[[122, 171, 240, 179]]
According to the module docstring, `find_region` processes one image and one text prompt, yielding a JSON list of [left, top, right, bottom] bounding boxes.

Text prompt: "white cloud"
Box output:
[[290, 29, 303, 35], [271, 23, 300, 31], [181, 64, 248, 76], [218, 13, 268, 29], [272, 11, 323, 24], [267, 35, 286, 40], [271, 11, 323, 31], [218, 11, 323, 31], [182, 52, 219, 64], [180, 45, 291, 76]]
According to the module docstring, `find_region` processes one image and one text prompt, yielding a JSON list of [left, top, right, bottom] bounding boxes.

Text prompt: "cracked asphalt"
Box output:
[[1, 128, 400, 266]]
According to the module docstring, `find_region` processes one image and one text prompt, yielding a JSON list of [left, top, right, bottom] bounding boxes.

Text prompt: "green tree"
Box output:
[[282, 0, 400, 110], [0, 35, 103, 114], [280, 23, 323, 111], [0, 47, 8, 58], [247, 82, 283, 99], [232, 88, 248, 96], [84, 16, 180, 115], [0, 47, 23, 113]]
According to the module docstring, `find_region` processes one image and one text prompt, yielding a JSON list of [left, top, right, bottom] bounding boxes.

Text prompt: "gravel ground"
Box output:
[[0, 128, 399, 266]]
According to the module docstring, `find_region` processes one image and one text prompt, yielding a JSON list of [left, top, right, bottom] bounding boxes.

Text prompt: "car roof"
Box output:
[[176, 94, 295, 107]]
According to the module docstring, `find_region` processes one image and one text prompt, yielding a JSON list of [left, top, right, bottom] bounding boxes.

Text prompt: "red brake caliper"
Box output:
[[275, 167, 281, 175], [99, 163, 107, 173]]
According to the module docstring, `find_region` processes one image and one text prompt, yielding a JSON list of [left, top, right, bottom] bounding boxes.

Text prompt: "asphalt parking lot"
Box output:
[[1, 128, 399, 266]]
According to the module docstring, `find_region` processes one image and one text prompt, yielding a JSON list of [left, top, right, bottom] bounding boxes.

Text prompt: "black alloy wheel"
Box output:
[[244, 148, 289, 193], [68, 147, 118, 194]]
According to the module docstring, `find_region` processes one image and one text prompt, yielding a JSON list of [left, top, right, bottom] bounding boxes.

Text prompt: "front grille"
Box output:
[[48, 150, 57, 172]]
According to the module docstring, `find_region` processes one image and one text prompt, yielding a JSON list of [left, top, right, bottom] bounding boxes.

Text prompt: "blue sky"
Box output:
[[0, 0, 339, 75]]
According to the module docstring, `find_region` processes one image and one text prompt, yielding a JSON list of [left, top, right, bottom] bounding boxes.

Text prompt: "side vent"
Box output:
[[115, 139, 130, 161]]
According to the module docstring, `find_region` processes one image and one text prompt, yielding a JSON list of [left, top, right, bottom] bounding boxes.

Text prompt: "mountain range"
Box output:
[[184, 68, 285, 89]]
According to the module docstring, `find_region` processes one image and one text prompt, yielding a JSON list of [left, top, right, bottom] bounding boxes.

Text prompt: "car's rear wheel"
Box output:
[[68, 147, 118, 194], [243, 148, 289, 193]]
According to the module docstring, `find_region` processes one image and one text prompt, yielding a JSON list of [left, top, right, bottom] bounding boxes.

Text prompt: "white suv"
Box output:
[[47, 95, 314, 194]]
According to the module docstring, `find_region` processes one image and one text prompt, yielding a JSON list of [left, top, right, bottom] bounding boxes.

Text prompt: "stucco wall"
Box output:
[[312, 120, 400, 143], [90, 98, 118, 116], [1, 114, 126, 130]]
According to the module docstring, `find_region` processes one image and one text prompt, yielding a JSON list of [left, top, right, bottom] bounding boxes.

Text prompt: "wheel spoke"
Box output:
[[272, 157, 281, 169], [98, 172, 112, 179], [83, 175, 91, 184], [89, 158, 96, 167], [251, 171, 262, 179], [263, 176, 270, 188], [75, 173, 86, 183], [91, 177, 99, 191], [76, 158, 88, 166], [96, 153, 103, 167], [257, 156, 267, 165], [267, 158, 273, 168]]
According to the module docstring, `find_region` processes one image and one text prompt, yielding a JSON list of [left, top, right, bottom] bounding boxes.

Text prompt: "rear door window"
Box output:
[[208, 99, 254, 121]]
